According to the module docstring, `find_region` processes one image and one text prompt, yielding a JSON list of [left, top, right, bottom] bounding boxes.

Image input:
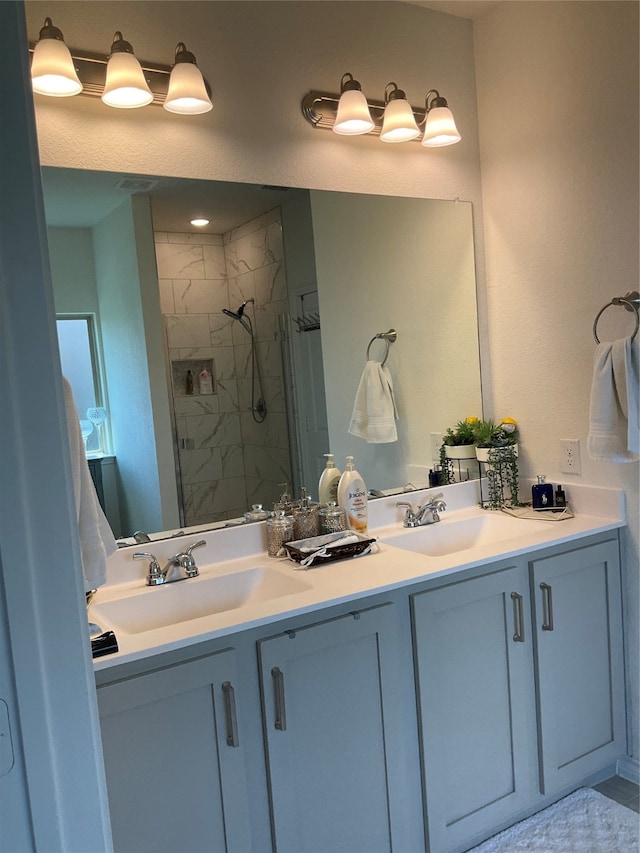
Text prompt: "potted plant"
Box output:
[[472, 418, 518, 462], [441, 418, 478, 460], [438, 417, 478, 485], [472, 418, 520, 509]]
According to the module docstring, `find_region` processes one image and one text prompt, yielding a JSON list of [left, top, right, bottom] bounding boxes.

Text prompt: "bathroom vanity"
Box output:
[[91, 482, 626, 853]]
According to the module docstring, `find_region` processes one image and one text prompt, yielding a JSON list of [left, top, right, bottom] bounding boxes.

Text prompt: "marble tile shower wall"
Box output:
[[155, 208, 292, 527]]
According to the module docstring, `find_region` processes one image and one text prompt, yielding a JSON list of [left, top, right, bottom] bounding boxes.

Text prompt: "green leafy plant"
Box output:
[[472, 418, 518, 448], [481, 445, 521, 509], [442, 418, 477, 446]]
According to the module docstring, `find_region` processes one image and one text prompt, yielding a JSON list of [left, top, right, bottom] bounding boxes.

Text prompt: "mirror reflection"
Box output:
[[42, 167, 482, 541]]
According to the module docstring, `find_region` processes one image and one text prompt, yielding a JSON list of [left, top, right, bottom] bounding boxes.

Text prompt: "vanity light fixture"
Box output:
[[29, 19, 212, 115], [332, 73, 375, 135], [101, 32, 153, 108], [380, 83, 420, 143], [164, 43, 213, 115], [302, 74, 461, 148], [30, 17, 82, 97], [421, 89, 461, 147]]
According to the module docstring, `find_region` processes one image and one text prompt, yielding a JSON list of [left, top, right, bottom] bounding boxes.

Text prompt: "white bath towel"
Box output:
[[587, 336, 640, 462], [348, 361, 398, 443], [63, 377, 117, 590]]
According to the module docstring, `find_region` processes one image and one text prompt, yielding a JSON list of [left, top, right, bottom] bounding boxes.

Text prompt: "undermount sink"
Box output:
[[90, 566, 312, 635], [383, 512, 547, 557]]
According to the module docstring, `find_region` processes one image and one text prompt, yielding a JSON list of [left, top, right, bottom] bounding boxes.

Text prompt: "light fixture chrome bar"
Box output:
[[302, 90, 427, 138], [29, 44, 172, 105]]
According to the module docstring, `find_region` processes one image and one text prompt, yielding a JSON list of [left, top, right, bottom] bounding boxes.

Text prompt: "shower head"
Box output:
[[223, 298, 254, 320]]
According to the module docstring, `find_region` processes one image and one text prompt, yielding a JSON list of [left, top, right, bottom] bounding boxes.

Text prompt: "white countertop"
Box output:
[[91, 480, 625, 671]]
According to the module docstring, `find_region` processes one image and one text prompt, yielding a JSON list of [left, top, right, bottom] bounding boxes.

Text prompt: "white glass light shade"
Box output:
[[190, 218, 210, 227], [164, 62, 212, 114], [31, 38, 82, 97], [333, 89, 374, 135], [102, 52, 153, 108], [380, 97, 420, 143], [421, 106, 461, 147]]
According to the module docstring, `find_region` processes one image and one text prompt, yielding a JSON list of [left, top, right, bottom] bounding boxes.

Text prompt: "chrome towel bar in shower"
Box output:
[[593, 290, 639, 343]]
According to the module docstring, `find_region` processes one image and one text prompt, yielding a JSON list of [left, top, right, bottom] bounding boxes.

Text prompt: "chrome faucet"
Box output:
[[133, 540, 206, 586], [397, 494, 447, 528]]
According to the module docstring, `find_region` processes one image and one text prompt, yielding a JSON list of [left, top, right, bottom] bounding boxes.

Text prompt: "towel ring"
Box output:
[[366, 329, 397, 367], [593, 291, 640, 343]]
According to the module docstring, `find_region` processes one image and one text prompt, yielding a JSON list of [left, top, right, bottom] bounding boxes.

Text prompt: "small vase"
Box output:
[[444, 444, 477, 460]]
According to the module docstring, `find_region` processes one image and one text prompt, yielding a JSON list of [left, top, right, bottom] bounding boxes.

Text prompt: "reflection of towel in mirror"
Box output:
[[587, 336, 640, 462], [348, 361, 398, 443], [62, 377, 117, 590]]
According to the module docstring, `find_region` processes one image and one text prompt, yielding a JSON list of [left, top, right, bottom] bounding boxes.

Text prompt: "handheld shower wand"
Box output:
[[222, 298, 254, 320], [222, 298, 267, 422]]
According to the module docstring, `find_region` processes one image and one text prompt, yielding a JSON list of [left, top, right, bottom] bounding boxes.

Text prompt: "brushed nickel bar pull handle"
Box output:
[[222, 682, 239, 747], [272, 667, 287, 731], [540, 582, 554, 631], [511, 592, 525, 642]]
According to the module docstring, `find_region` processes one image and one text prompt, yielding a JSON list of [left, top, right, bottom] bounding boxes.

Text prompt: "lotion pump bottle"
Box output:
[[318, 454, 342, 504], [532, 474, 554, 510], [337, 455, 368, 534]]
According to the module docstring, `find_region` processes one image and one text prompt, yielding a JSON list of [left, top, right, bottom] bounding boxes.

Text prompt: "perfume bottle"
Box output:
[[532, 475, 554, 510], [554, 485, 567, 508]]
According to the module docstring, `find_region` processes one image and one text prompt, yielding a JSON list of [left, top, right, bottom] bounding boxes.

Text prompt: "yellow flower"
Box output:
[[465, 416, 479, 424]]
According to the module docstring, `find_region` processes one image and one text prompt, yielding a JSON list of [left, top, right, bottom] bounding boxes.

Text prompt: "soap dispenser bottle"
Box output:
[[318, 454, 342, 504], [532, 475, 554, 510], [337, 456, 368, 534]]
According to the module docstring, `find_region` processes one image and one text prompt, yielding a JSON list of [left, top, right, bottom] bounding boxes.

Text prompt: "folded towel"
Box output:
[[348, 361, 398, 443], [587, 336, 640, 462], [63, 377, 117, 590]]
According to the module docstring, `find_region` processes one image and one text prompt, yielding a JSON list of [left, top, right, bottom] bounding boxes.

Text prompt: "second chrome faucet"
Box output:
[[134, 540, 206, 586], [397, 494, 447, 528]]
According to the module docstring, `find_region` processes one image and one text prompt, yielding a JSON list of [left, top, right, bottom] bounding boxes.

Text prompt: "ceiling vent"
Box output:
[[114, 176, 159, 192]]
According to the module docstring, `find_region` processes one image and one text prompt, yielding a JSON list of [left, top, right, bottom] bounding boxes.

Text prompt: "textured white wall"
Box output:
[[474, 0, 639, 758]]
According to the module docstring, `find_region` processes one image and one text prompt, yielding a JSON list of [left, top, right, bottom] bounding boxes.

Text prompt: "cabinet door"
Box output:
[[412, 565, 537, 853], [532, 538, 625, 793], [258, 605, 414, 853], [98, 650, 251, 853]]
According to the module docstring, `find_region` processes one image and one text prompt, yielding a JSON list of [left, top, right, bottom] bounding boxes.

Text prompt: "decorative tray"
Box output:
[[283, 531, 377, 568]]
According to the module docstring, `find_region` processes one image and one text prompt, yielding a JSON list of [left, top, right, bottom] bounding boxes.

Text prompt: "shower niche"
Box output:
[[171, 358, 216, 397]]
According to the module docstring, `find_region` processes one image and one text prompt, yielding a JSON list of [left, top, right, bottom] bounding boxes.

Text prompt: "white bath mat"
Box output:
[[467, 787, 639, 853]]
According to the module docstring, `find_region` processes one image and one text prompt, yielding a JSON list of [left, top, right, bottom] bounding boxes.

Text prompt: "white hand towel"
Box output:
[[348, 361, 398, 444], [587, 336, 640, 462], [63, 377, 117, 590]]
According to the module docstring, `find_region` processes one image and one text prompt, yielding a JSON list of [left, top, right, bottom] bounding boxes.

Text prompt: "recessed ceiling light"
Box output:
[[190, 217, 209, 227]]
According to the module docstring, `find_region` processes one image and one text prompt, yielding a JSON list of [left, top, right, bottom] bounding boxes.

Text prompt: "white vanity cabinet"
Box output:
[[531, 537, 626, 794], [97, 649, 251, 853], [257, 604, 417, 853], [411, 562, 539, 853], [411, 534, 625, 853], [94, 530, 626, 853]]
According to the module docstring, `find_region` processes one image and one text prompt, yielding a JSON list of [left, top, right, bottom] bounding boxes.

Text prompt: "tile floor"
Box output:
[[593, 775, 640, 813]]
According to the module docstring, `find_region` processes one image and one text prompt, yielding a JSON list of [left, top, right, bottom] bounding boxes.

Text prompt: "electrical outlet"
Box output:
[[560, 439, 581, 474], [430, 432, 443, 460]]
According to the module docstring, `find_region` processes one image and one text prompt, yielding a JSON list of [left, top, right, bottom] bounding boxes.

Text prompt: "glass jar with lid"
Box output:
[[244, 503, 270, 523], [318, 501, 347, 534], [265, 509, 294, 557]]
